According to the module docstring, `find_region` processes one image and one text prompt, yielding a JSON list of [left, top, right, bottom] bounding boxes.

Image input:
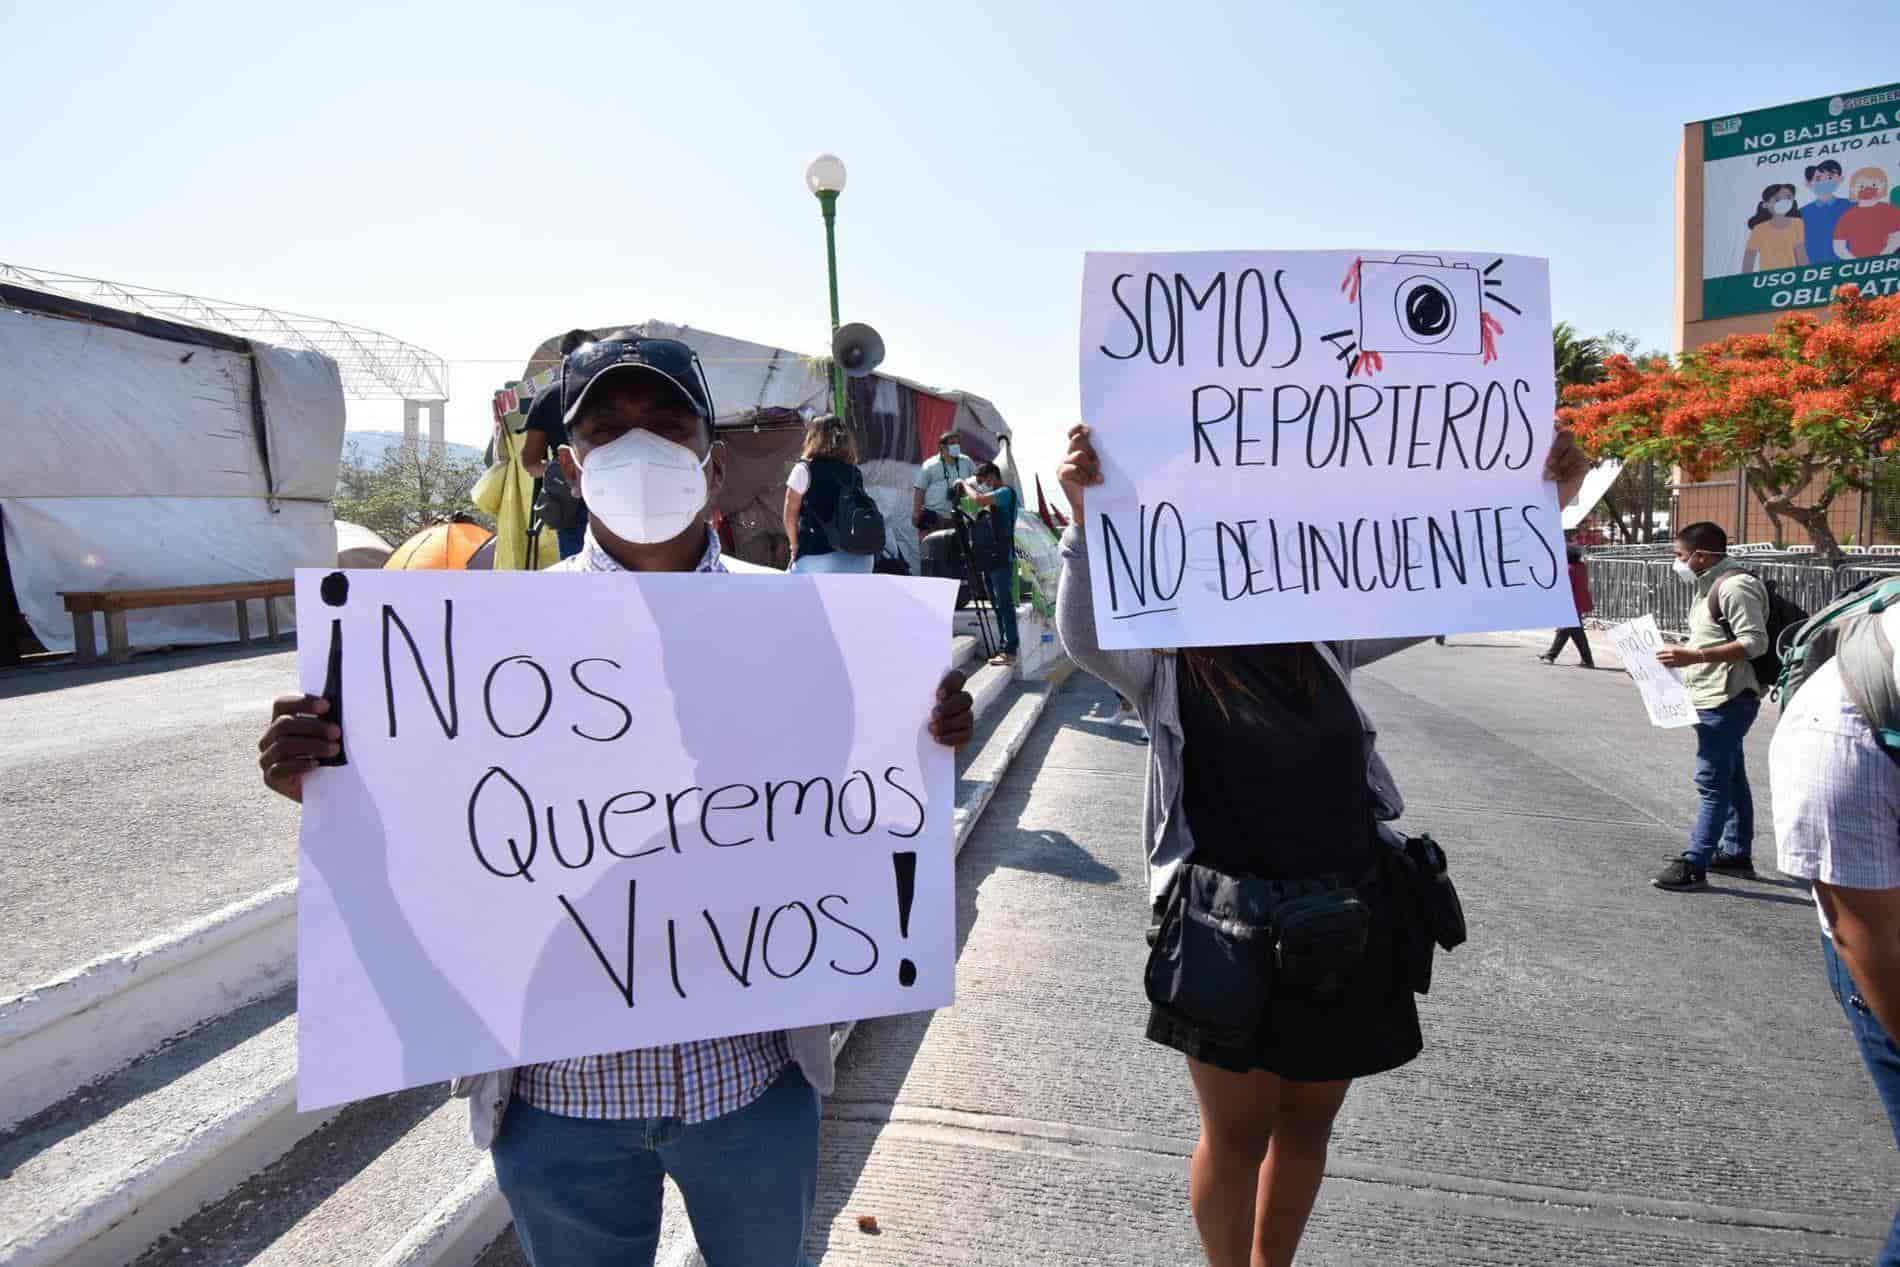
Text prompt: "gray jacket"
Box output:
[[1054, 525, 1421, 909]]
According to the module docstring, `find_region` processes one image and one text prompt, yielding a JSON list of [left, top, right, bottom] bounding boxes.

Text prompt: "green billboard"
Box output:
[[1699, 84, 1900, 320]]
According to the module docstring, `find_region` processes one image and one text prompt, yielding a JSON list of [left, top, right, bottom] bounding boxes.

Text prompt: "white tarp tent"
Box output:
[[0, 291, 346, 654], [509, 321, 1017, 572]]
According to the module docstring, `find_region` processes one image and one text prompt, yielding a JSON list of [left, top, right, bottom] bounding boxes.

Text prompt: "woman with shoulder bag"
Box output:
[[784, 415, 875, 574], [1054, 422, 1590, 1267]]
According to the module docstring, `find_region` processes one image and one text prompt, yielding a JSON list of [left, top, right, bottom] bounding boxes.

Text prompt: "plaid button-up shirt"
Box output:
[[515, 527, 792, 1123], [1771, 655, 1900, 935]]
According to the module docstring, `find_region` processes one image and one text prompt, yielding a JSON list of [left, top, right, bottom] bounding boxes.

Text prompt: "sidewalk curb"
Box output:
[[374, 1157, 510, 1267], [0, 881, 296, 1129]]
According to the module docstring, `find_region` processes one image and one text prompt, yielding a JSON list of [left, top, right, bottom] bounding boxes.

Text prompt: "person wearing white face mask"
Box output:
[[1742, 181, 1808, 274], [913, 432, 976, 577], [1651, 522, 1771, 891], [256, 333, 977, 1267]]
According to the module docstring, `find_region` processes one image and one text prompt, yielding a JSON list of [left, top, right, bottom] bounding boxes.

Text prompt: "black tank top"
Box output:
[[1176, 645, 1373, 880]]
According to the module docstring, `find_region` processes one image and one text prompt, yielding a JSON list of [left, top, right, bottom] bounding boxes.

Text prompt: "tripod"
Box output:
[[948, 509, 1002, 661]]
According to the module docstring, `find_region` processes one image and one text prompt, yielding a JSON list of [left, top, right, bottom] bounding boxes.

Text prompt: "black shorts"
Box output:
[[1146, 888, 1423, 1082]]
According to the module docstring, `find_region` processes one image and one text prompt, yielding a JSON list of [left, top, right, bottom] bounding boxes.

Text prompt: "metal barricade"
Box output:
[[1585, 554, 1862, 634], [1839, 563, 1900, 596], [1584, 556, 1686, 630], [1742, 559, 1839, 617]]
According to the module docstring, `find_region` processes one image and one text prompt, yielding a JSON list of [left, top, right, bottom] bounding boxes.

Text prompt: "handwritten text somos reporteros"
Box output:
[[1079, 250, 1576, 649]]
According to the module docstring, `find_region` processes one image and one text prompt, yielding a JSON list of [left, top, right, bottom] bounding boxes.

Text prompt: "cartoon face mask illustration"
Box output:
[[1850, 166, 1890, 204]]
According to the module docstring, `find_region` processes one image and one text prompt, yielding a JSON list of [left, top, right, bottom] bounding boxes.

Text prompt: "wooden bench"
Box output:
[[59, 580, 294, 666]]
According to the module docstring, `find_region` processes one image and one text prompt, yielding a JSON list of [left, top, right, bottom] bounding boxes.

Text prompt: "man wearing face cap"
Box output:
[[257, 333, 976, 1266], [1771, 599, 1900, 1265]]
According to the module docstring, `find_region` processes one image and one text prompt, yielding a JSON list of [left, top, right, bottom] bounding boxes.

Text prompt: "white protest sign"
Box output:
[[1079, 250, 1575, 648], [1605, 615, 1697, 729], [293, 568, 957, 1110]]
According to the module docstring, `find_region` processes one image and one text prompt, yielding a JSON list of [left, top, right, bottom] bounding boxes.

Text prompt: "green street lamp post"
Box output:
[[806, 153, 849, 420]]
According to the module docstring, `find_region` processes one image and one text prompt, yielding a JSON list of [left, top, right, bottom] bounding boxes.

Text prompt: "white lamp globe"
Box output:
[[805, 154, 847, 195]]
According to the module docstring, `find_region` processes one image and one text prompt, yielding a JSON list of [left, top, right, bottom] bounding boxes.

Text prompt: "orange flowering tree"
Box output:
[[1558, 287, 1900, 561]]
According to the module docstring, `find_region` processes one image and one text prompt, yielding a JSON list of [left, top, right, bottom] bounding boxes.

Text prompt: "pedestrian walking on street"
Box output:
[[1651, 523, 1769, 891], [1053, 422, 1591, 1267], [1539, 541, 1596, 667], [1770, 601, 1900, 1265], [258, 336, 975, 1267], [784, 414, 877, 574]]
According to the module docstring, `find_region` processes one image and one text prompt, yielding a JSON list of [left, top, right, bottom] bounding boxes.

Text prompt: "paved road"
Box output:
[[796, 640, 1894, 1264], [0, 647, 299, 995], [14, 634, 1897, 1263]]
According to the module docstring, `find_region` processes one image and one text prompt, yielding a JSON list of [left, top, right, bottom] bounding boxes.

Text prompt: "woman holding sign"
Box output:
[[1055, 422, 1588, 1267]]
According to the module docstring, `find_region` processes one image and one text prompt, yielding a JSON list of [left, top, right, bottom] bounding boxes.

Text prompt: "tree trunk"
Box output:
[[1599, 488, 1640, 544], [1749, 457, 1844, 561], [1774, 503, 1844, 562]]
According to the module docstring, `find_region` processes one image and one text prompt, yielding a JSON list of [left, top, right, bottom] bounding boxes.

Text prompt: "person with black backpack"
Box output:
[[1651, 522, 1772, 891], [783, 414, 882, 573], [1770, 591, 1900, 1265], [520, 329, 599, 560]]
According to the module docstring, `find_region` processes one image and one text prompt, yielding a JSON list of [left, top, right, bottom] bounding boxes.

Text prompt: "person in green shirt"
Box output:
[[961, 462, 1020, 665], [1652, 522, 1770, 891]]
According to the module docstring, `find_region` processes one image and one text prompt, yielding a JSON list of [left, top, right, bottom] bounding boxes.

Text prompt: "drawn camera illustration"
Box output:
[[1358, 255, 1483, 357]]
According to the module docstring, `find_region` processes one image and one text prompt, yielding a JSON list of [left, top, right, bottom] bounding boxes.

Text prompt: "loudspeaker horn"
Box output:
[[831, 322, 886, 378]]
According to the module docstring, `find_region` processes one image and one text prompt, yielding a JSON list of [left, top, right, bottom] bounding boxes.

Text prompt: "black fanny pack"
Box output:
[[1378, 832, 1466, 995], [1144, 862, 1375, 1038]]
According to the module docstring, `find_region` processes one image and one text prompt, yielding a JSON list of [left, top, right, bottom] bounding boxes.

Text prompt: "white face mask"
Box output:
[[945, 444, 962, 460], [1672, 557, 1699, 583], [579, 427, 710, 545], [1772, 198, 1794, 215]]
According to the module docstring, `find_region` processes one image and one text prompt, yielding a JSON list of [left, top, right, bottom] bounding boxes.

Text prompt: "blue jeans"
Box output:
[[790, 550, 875, 574], [491, 1065, 820, 1267], [1824, 935, 1900, 1265], [1682, 691, 1760, 868], [986, 565, 1019, 655]]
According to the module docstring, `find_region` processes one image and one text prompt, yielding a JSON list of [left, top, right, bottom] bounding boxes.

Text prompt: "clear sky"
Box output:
[[7, 0, 1900, 485]]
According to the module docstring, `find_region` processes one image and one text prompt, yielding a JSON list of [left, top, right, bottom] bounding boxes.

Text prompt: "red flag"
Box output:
[[1035, 474, 1069, 531]]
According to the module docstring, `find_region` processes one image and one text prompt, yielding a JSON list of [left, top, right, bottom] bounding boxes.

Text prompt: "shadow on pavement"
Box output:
[[1064, 716, 1150, 746], [807, 680, 1118, 1258], [0, 640, 293, 699], [1709, 885, 1813, 908]]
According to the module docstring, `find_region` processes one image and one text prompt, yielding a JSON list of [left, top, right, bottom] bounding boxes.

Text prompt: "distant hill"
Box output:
[[341, 430, 484, 467]]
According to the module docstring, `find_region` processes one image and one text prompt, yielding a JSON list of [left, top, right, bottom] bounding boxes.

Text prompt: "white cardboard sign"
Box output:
[[1079, 250, 1575, 648], [293, 568, 957, 1110], [1605, 615, 1697, 729]]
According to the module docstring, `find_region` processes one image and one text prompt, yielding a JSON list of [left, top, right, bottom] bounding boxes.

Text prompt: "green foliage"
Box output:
[[1551, 321, 1608, 391], [334, 439, 490, 546]]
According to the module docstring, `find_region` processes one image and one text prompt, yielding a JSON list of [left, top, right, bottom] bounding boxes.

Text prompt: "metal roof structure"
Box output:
[[0, 262, 449, 403]]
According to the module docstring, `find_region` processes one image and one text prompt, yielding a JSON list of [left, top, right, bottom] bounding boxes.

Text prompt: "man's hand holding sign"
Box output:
[[1076, 251, 1589, 648], [260, 333, 973, 1127]]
